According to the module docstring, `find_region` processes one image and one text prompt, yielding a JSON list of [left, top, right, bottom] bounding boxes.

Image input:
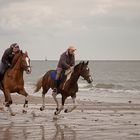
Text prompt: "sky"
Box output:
[[0, 0, 140, 60]]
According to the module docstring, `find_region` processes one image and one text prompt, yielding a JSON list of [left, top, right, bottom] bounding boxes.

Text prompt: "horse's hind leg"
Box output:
[[4, 91, 15, 116], [40, 93, 45, 111], [0, 98, 4, 111], [40, 87, 49, 111]]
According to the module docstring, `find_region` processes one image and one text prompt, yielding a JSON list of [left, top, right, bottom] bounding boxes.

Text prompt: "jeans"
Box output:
[[53, 68, 63, 91], [56, 68, 63, 80]]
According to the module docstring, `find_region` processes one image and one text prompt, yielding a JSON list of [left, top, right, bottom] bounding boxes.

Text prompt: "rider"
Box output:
[[0, 43, 20, 81], [53, 46, 76, 93]]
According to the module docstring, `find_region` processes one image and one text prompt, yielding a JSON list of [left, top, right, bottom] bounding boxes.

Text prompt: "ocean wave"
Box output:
[[78, 83, 123, 90], [78, 83, 135, 91], [24, 82, 140, 93], [95, 83, 123, 89]]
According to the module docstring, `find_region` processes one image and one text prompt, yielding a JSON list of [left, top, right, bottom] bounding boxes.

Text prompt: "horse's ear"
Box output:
[[82, 61, 85, 65], [25, 51, 28, 56], [86, 61, 89, 65], [20, 50, 23, 54]]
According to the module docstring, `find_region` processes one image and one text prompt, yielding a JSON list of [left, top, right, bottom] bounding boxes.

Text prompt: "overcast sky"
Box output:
[[0, 0, 140, 60]]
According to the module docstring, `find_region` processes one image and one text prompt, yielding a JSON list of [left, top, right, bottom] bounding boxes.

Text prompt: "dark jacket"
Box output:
[[1, 47, 15, 66], [57, 51, 75, 70]]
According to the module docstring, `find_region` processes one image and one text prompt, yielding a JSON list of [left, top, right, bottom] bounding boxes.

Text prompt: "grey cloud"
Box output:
[[0, 0, 140, 60]]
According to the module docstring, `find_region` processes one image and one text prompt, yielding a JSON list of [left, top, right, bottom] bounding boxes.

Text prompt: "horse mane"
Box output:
[[74, 61, 89, 71], [74, 61, 84, 70], [74, 62, 81, 69], [11, 51, 23, 68]]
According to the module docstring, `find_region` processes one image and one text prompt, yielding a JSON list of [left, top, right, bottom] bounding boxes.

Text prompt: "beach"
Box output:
[[0, 93, 140, 140]]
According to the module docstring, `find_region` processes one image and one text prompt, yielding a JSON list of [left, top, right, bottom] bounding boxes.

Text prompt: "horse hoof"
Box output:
[[54, 111, 58, 115], [0, 107, 4, 111], [11, 112, 16, 116], [40, 107, 44, 111], [56, 108, 59, 111], [22, 110, 27, 114], [53, 115, 58, 120], [64, 109, 68, 113]]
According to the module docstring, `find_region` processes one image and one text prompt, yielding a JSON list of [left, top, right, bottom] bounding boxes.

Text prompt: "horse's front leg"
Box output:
[[64, 96, 77, 113], [19, 89, 29, 114], [4, 90, 15, 116], [54, 95, 66, 115]]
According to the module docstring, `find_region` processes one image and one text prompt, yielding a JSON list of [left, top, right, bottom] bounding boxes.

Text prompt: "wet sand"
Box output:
[[0, 94, 140, 140]]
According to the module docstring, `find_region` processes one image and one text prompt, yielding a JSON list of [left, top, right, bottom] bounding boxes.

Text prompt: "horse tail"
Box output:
[[34, 77, 43, 92]]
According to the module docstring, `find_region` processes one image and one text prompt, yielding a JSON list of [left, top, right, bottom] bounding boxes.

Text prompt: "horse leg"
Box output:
[[40, 93, 46, 111], [54, 95, 66, 115], [19, 89, 29, 114], [23, 95, 29, 114], [4, 90, 15, 116], [40, 87, 49, 111], [64, 96, 77, 113], [52, 91, 59, 111], [0, 96, 4, 111]]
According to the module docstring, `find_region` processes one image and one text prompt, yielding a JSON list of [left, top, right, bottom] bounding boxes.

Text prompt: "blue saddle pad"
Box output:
[[50, 71, 65, 82]]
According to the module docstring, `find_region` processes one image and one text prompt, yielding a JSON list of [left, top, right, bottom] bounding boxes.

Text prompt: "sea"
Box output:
[[1, 60, 140, 104]]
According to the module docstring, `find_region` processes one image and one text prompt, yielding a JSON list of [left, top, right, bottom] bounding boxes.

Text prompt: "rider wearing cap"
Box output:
[[53, 46, 76, 93], [0, 43, 20, 80]]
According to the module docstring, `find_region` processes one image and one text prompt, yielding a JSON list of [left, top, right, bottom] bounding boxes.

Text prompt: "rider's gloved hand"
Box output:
[[70, 66, 74, 71], [7, 63, 12, 68]]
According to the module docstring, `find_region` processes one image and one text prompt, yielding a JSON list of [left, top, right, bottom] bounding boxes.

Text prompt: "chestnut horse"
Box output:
[[34, 61, 93, 115], [0, 51, 31, 115]]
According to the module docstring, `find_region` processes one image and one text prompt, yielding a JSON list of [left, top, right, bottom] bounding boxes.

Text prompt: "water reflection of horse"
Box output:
[[51, 123, 76, 140], [0, 51, 31, 116], [35, 61, 93, 115]]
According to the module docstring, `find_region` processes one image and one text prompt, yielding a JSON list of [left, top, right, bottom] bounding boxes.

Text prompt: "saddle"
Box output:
[[50, 70, 65, 84], [50, 67, 74, 90]]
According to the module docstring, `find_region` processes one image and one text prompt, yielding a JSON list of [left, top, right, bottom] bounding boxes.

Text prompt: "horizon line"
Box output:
[[30, 59, 140, 61]]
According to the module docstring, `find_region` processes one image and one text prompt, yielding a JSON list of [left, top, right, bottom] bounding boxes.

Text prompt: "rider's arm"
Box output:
[[1, 48, 12, 66], [60, 54, 70, 69], [71, 55, 75, 66]]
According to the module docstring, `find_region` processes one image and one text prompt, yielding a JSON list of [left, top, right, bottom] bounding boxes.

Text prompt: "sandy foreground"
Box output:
[[0, 94, 140, 140]]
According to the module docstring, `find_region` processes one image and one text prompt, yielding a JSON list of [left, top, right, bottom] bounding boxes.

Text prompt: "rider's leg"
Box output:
[[0, 62, 8, 81], [53, 69, 62, 93]]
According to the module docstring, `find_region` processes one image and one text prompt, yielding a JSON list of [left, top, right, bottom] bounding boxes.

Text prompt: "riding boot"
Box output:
[[53, 80, 59, 93]]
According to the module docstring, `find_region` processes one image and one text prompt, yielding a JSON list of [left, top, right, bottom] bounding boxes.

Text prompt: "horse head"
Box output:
[[75, 61, 93, 83], [12, 50, 31, 74], [20, 51, 31, 74]]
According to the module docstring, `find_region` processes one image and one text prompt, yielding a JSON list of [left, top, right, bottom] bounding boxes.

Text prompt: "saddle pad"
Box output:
[[50, 71, 65, 82]]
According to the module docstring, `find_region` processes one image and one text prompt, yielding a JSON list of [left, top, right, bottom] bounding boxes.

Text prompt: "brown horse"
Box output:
[[0, 50, 31, 115], [34, 61, 93, 115]]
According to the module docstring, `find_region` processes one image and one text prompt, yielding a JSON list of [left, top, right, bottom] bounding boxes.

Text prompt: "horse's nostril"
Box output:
[[26, 69, 31, 74]]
